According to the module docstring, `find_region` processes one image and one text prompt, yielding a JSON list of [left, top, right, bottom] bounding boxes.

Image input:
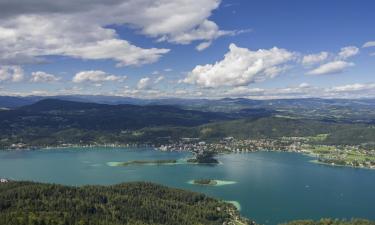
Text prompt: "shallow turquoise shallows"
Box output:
[[1, 148, 374, 225]]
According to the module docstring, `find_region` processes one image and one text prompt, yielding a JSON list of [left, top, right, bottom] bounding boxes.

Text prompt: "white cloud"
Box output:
[[154, 76, 165, 84], [338, 46, 359, 59], [196, 41, 213, 51], [30, 71, 61, 83], [363, 41, 375, 48], [0, 66, 24, 82], [304, 46, 358, 75], [0, 15, 170, 67], [184, 43, 296, 88], [307, 61, 354, 75], [3, 79, 375, 99], [137, 77, 152, 89], [73, 70, 126, 83], [222, 86, 265, 97], [210, 82, 375, 99], [298, 82, 311, 88], [330, 83, 375, 92], [0, 0, 233, 66], [302, 52, 329, 65], [65, 39, 170, 67], [160, 19, 248, 50]]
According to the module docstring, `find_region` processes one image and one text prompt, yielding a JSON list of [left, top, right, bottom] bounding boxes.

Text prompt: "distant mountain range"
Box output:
[[0, 99, 230, 131], [0, 97, 374, 148], [1, 95, 375, 109], [1, 95, 374, 123]]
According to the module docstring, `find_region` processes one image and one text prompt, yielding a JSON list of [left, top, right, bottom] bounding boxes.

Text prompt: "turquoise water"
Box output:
[[1, 147, 374, 224]]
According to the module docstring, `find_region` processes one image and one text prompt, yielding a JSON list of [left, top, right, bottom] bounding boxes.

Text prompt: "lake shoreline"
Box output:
[[1, 145, 375, 170]]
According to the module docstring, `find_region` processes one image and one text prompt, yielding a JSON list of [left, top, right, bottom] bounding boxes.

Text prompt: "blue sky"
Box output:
[[0, 0, 374, 99]]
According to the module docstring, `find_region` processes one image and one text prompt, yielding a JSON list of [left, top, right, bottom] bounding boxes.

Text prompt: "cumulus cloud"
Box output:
[[73, 70, 126, 83], [160, 19, 249, 50], [304, 46, 359, 75], [0, 66, 24, 82], [183, 43, 296, 88], [154, 76, 165, 84], [298, 82, 311, 88], [363, 41, 375, 48], [0, 0, 233, 66], [30, 71, 61, 83], [66, 39, 170, 67], [137, 77, 152, 89], [209, 82, 375, 99], [307, 61, 354, 75], [0, 14, 169, 67], [329, 83, 375, 92], [337, 46, 359, 59], [196, 41, 213, 51], [302, 52, 329, 66]]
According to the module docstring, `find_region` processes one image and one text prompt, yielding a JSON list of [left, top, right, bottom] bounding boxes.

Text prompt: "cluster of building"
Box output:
[[9, 143, 27, 150], [316, 149, 375, 169], [158, 137, 306, 153]]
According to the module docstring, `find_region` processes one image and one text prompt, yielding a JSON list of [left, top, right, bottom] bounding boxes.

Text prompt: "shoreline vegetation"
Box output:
[[189, 179, 237, 186], [112, 159, 178, 166]]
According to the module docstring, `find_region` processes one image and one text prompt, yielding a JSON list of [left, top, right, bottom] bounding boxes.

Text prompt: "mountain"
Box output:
[[0, 99, 229, 131], [1, 96, 374, 123], [0, 96, 36, 108]]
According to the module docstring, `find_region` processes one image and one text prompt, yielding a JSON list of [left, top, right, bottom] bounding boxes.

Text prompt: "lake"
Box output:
[[0, 147, 374, 224]]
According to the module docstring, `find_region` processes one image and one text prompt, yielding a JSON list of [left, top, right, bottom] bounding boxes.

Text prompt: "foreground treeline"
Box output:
[[0, 181, 248, 225], [282, 218, 375, 225], [1, 181, 374, 225]]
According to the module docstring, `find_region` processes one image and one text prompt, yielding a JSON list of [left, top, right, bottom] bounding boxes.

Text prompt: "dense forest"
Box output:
[[1, 181, 374, 225], [0, 181, 249, 225]]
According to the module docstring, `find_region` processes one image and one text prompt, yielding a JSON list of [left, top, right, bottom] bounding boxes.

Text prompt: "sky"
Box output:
[[0, 0, 374, 99]]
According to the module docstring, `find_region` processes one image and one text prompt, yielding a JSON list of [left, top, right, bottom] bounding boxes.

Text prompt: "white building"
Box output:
[[0, 178, 9, 183]]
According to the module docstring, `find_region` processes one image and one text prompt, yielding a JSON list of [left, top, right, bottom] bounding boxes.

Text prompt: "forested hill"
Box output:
[[0, 99, 374, 148], [0, 181, 373, 225], [0, 181, 250, 225], [0, 99, 228, 131]]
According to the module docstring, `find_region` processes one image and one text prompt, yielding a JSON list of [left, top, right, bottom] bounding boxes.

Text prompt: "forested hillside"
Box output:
[[0, 99, 374, 148], [0, 181, 249, 225]]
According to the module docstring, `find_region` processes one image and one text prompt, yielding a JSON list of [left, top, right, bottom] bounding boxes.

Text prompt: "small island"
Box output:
[[187, 151, 219, 164], [189, 179, 237, 186], [117, 159, 177, 166], [192, 179, 218, 186]]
